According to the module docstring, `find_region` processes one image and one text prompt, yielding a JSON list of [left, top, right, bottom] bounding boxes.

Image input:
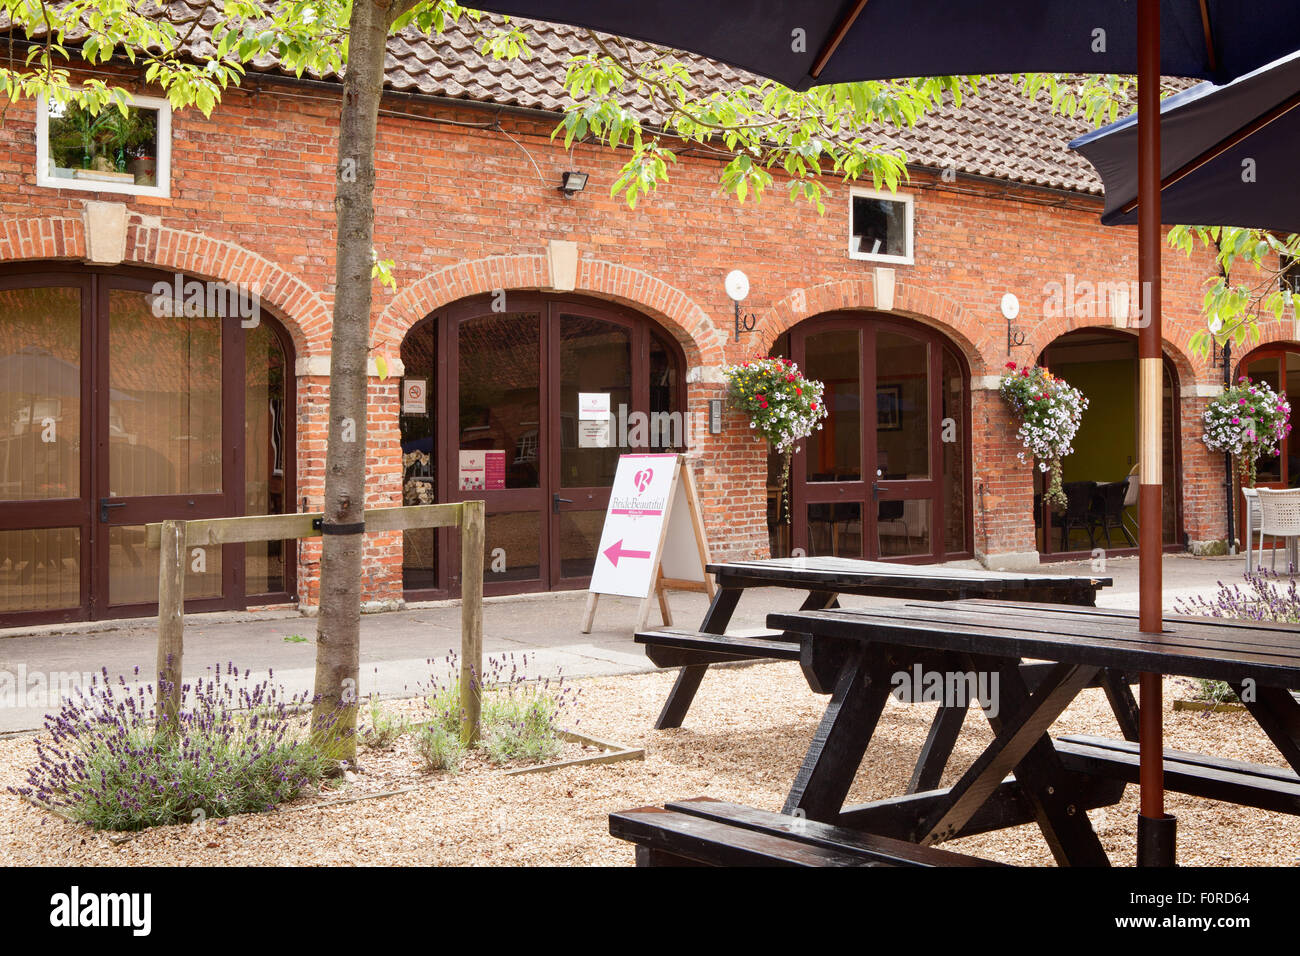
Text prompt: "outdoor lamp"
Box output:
[[557, 171, 589, 197], [725, 269, 756, 342]]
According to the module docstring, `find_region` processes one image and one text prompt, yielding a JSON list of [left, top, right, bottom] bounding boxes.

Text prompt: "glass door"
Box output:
[[429, 295, 685, 597], [1239, 349, 1300, 546], [447, 309, 548, 594], [874, 328, 941, 559], [93, 278, 242, 617], [551, 308, 635, 587], [787, 314, 960, 562], [796, 323, 867, 557], [0, 276, 91, 623], [1, 268, 287, 625]]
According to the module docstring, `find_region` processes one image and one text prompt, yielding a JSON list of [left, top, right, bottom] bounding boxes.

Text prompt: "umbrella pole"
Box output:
[[1136, 0, 1176, 867]]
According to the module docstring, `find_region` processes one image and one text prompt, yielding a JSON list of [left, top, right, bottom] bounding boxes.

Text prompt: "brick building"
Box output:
[[0, 16, 1291, 626]]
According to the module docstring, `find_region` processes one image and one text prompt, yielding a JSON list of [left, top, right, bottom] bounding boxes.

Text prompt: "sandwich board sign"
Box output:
[[581, 452, 715, 633]]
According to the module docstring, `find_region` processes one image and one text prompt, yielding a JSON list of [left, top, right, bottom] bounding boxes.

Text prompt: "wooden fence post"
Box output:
[[156, 518, 187, 734], [459, 500, 485, 745]]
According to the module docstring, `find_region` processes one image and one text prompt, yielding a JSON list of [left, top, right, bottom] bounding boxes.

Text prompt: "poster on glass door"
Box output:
[[458, 450, 505, 490]]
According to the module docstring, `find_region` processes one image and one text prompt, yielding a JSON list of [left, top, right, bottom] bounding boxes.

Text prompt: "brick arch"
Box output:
[[759, 278, 986, 375], [1028, 312, 1200, 391], [0, 214, 329, 358], [374, 254, 724, 367], [1233, 322, 1300, 364]]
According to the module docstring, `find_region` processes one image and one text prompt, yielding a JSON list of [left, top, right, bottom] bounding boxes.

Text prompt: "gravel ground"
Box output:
[[1, 663, 1296, 867]]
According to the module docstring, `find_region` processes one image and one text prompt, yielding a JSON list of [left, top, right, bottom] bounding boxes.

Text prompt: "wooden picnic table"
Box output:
[[765, 599, 1300, 866], [642, 556, 1113, 731]]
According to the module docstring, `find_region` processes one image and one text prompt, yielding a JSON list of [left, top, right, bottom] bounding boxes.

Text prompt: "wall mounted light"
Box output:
[[1001, 292, 1025, 354], [725, 269, 757, 342], [557, 171, 589, 197]]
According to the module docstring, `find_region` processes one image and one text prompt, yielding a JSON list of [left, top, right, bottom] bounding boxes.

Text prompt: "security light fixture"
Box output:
[[558, 171, 589, 197]]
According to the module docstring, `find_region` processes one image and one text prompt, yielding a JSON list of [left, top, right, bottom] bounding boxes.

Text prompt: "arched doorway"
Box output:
[[398, 293, 685, 597], [770, 312, 972, 562], [1035, 329, 1182, 556], [1238, 345, 1300, 487], [0, 264, 295, 625], [1235, 344, 1300, 542]]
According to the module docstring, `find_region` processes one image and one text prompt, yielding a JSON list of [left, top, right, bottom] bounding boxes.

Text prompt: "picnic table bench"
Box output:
[[636, 556, 1116, 733], [610, 797, 1005, 867], [612, 599, 1300, 866], [752, 599, 1300, 866]]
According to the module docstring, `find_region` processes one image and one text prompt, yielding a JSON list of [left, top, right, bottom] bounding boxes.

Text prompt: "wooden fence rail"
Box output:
[[145, 501, 486, 743]]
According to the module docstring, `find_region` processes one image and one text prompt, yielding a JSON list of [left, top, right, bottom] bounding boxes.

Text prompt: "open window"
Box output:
[[36, 93, 171, 198], [849, 187, 913, 264]]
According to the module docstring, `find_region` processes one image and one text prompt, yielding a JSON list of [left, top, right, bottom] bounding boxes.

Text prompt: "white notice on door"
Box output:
[[578, 419, 611, 448], [578, 392, 611, 420]]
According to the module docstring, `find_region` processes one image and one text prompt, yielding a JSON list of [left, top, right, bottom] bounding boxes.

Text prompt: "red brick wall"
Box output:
[[2, 75, 1292, 604]]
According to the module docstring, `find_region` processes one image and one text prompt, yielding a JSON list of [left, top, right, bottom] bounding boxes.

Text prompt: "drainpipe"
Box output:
[[1223, 340, 1235, 553]]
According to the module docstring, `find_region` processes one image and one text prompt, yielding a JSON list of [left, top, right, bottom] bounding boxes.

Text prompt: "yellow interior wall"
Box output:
[[1055, 359, 1136, 484]]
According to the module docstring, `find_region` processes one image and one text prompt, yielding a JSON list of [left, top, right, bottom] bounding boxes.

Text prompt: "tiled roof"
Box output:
[[11, 7, 1120, 195], [372, 16, 1110, 195]]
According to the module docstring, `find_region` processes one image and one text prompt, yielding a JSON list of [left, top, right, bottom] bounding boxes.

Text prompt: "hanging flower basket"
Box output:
[[1202, 375, 1291, 487], [722, 357, 828, 522], [999, 361, 1088, 510]]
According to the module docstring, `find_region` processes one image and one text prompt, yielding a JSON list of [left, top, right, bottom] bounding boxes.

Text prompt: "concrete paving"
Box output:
[[0, 551, 1264, 732]]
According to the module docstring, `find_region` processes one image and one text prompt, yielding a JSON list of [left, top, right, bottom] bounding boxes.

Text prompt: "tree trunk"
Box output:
[[310, 0, 402, 762]]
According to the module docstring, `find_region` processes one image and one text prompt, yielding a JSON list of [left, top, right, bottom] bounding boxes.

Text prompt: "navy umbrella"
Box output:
[[1071, 50, 1300, 235], [471, 0, 1300, 866], [479, 1, 1300, 89]]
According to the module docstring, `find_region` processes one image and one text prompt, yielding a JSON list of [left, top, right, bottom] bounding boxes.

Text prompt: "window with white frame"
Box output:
[[848, 187, 913, 264], [36, 94, 172, 198]]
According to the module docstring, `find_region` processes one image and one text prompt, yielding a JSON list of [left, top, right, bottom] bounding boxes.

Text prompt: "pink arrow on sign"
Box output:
[[603, 538, 652, 567]]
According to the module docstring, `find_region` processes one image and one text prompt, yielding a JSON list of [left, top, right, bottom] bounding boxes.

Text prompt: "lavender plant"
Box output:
[[362, 695, 411, 750], [414, 723, 464, 773], [1174, 568, 1300, 624], [417, 651, 579, 769], [1174, 568, 1300, 705], [482, 676, 573, 765], [9, 663, 342, 831]]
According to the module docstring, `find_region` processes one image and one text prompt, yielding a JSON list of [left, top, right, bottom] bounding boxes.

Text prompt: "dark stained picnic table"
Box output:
[[765, 599, 1300, 866], [643, 556, 1113, 731]]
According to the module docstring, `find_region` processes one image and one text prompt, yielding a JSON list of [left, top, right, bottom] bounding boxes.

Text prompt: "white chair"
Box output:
[[1242, 486, 1261, 572], [1121, 463, 1139, 539], [1254, 487, 1300, 572]]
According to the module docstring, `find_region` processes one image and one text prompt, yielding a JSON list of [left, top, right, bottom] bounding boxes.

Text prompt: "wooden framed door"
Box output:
[[1237, 347, 1300, 545], [549, 301, 680, 589], [0, 266, 291, 626], [92, 274, 244, 618], [440, 302, 551, 596], [791, 319, 869, 558], [0, 272, 94, 624], [787, 313, 957, 563], [427, 294, 686, 598]]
